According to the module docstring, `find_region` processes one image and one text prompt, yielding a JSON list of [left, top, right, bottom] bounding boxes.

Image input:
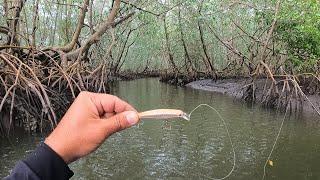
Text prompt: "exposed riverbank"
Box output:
[[186, 78, 320, 117]]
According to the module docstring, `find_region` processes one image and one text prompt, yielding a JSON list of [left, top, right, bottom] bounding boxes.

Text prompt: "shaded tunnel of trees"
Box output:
[[0, 0, 319, 135]]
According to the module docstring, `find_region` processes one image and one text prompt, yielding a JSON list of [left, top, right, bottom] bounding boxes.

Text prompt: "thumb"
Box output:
[[102, 111, 139, 136]]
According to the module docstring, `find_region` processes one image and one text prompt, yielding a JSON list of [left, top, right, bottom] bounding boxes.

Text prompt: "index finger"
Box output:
[[89, 93, 136, 116]]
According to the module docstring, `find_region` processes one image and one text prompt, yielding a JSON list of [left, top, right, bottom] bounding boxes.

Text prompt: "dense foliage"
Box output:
[[275, 0, 320, 72], [0, 0, 319, 134], [1, 0, 318, 74]]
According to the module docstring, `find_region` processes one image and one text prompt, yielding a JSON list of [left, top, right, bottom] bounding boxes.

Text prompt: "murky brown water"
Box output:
[[1, 78, 320, 179]]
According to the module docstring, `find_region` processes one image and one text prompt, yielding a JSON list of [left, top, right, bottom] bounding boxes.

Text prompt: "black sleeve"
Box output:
[[4, 142, 74, 180]]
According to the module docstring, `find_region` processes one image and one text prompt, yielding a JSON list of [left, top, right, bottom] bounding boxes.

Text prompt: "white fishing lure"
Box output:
[[139, 109, 190, 120]]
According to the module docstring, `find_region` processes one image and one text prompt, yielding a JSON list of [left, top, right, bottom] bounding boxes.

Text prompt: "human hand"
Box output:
[[44, 91, 139, 164]]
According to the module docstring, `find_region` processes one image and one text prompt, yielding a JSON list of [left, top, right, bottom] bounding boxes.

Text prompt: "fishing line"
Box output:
[[139, 103, 289, 179], [189, 103, 288, 180], [188, 104, 236, 180], [262, 104, 289, 180], [139, 104, 236, 179]]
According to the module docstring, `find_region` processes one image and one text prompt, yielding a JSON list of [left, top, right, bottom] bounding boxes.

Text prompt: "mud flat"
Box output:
[[186, 78, 320, 117]]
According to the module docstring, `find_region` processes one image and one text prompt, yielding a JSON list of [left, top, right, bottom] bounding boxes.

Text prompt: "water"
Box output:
[[1, 78, 320, 179]]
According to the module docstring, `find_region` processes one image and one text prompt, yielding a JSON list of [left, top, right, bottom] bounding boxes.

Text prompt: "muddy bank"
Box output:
[[110, 70, 161, 81], [186, 78, 320, 117]]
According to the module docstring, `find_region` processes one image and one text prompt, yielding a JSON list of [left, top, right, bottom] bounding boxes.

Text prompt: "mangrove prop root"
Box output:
[[0, 51, 110, 135], [246, 61, 320, 116]]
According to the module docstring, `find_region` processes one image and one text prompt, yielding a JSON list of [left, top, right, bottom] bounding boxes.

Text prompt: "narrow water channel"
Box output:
[[1, 78, 320, 179]]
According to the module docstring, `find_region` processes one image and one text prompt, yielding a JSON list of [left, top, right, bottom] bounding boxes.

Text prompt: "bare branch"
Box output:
[[56, 0, 90, 52], [44, 0, 82, 9], [121, 0, 160, 16], [65, 1, 135, 60], [260, 0, 281, 62]]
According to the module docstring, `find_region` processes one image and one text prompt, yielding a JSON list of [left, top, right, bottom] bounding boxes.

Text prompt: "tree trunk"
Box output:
[[51, 3, 60, 45], [31, 0, 39, 48], [57, 0, 90, 52], [117, 40, 135, 72], [88, 0, 94, 35], [197, 0, 217, 79], [6, 0, 26, 47], [178, 6, 194, 75], [65, 0, 134, 60], [163, 15, 178, 73], [64, 0, 70, 43], [114, 29, 133, 74]]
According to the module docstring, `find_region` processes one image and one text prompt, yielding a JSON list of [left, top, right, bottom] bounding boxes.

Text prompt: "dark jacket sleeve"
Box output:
[[4, 142, 74, 180]]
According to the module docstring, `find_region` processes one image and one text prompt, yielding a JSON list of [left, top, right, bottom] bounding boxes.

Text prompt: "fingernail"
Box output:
[[126, 111, 139, 126]]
